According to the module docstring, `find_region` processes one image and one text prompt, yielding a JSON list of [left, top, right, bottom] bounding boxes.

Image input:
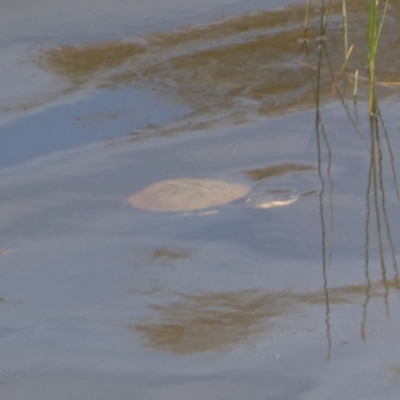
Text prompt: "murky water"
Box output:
[[2, 0, 400, 399]]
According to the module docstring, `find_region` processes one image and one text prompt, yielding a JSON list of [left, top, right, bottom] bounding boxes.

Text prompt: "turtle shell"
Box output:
[[129, 178, 250, 212]]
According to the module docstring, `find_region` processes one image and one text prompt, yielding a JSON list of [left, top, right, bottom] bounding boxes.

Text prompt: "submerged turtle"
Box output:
[[129, 178, 307, 213]]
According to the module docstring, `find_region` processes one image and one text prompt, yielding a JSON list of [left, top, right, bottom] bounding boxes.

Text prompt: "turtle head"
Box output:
[[245, 188, 299, 209]]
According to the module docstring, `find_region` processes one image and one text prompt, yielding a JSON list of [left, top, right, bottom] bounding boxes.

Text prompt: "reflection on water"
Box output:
[[311, 34, 400, 345], [359, 113, 400, 339]]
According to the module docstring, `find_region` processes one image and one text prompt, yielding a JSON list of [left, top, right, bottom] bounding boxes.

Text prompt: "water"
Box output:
[[1, 0, 400, 399]]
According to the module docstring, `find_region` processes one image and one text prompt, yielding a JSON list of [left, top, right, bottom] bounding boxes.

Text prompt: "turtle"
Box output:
[[129, 178, 308, 213]]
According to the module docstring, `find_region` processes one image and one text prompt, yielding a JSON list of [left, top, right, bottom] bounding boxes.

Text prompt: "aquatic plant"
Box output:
[[304, 0, 390, 114], [367, 0, 389, 114]]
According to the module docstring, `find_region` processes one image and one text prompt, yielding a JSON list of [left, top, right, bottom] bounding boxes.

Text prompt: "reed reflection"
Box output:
[[307, 4, 400, 347], [305, 1, 336, 356], [361, 111, 400, 339]]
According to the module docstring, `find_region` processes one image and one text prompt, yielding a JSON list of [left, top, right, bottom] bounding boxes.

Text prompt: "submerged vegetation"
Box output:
[[33, 0, 400, 136], [304, 0, 391, 114]]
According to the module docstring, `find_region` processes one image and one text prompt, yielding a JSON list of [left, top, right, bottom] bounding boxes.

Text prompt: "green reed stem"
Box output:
[[303, 0, 310, 38], [368, 0, 389, 114]]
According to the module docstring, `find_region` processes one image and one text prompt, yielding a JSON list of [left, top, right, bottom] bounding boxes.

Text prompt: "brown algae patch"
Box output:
[[32, 1, 400, 131], [244, 163, 316, 182], [131, 278, 398, 354], [38, 41, 147, 84]]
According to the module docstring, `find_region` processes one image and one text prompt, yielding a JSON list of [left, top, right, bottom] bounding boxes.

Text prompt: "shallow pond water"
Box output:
[[2, 1, 400, 399]]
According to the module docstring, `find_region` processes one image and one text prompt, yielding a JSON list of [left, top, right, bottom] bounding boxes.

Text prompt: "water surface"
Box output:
[[1, 0, 400, 399]]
